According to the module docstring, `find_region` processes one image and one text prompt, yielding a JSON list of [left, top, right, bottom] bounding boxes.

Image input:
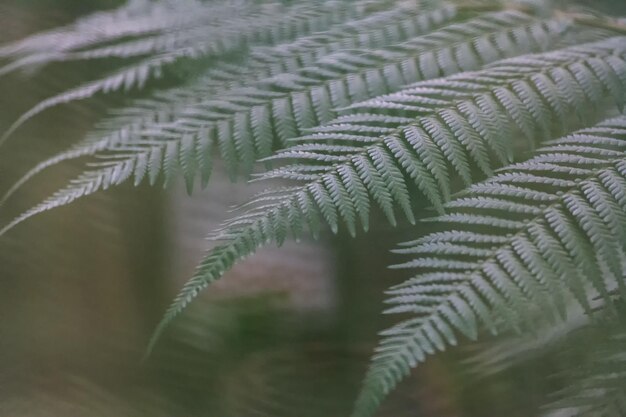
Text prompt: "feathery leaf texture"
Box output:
[[142, 38, 626, 356], [0, 0, 464, 203], [4, 3, 626, 416], [0, 0, 390, 143], [0, 2, 465, 199], [0, 0, 261, 71], [2, 9, 581, 219], [0, 0, 230, 58], [353, 117, 626, 417], [0, 0, 448, 67], [1, 0, 389, 65]]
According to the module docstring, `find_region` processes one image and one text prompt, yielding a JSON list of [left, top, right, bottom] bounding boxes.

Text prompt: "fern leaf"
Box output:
[[141, 38, 626, 356], [5, 4, 626, 416], [0, 2, 268, 68], [0, 1, 267, 75], [0, 0, 383, 144], [2, 11, 578, 216], [0, 3, 467, 196], [353, 117, 626, 417], [0, 0, 241, 58]]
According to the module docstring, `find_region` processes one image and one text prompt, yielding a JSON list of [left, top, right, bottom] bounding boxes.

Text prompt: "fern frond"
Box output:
[[0, 5, 270, 72], [0, 0, 240, 58], [105, 9, 546, 161], [0, 0, 381, 144], [4, 3, 626, 414], [4, 2, 626, 416], [0, 1, 268, 76], [0, 2, 463, 166], [1, 3, 466, 203], [2, 11, 583, 220], [0, 4, 472, 201], [353, 117, 626, 417], [140, 38, 626, 355], [0, 0, 443, 70], [0, 0, 376, 63]]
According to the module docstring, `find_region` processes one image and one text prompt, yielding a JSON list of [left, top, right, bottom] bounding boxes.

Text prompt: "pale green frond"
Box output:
[[0, 1, 264, 74], [0, 0, 241, 58], [2, 12, 589, 226], [4, 6, 626, 415], [1, 0, 388, 144], [143, 39, 626, 359], [353, 117, 626, 417], [1, 2, 467, 200]]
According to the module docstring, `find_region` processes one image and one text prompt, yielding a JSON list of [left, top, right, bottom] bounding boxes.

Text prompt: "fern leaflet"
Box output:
[[140, 38, 626, 355], [353, 117, 626, 417]]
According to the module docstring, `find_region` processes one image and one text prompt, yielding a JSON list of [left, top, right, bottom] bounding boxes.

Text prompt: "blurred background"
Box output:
[[0, 1, 624, 416]]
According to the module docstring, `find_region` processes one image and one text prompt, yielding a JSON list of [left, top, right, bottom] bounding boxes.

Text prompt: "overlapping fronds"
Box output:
[[4, 3, 626, 416], [0, 0, 439, 66], [0, 2, 456, 190], [0, 0, 387, 143], [70, 9, 566, 172], [0, 2, 464, 198], [139, 38, 626, 356], [1, 0, 379, 70], [0, 0, 235, 59], [3, 8, 590, 228], [353, 117, 626, 417]]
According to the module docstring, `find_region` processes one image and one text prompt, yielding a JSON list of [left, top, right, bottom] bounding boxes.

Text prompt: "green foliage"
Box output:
[[2, 0, 626, 416], [355, 117, 626, 416], [148, 36, 626, 360]]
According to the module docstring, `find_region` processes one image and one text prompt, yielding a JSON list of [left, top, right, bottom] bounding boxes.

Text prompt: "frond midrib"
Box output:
[[353, 119, 626, 417], [144, 38, 626, 359]]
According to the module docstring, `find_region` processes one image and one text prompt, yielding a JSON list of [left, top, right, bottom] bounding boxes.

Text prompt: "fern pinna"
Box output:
[[147, 35, 626, 348], [354, 116, 626, 416], [2, 5, 566, 207], [2, 0, 626, 416]]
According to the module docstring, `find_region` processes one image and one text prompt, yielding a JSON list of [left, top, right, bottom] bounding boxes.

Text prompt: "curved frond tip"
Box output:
[[3, 8, 576, 214], [352, 117, 626, 417], [146, 37, 626, 356]]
